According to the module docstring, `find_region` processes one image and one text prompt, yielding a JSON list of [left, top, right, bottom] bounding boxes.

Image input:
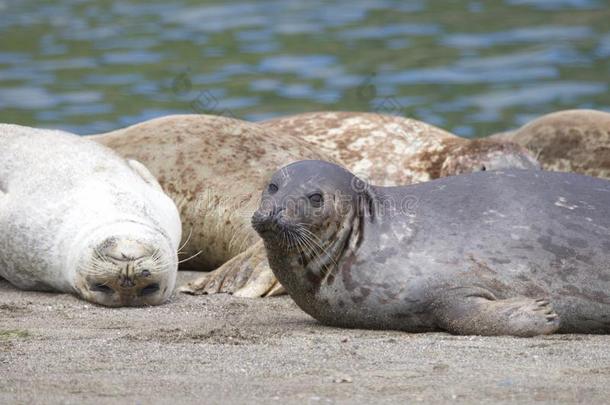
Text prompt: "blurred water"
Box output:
[[0, 0, 609, 136]]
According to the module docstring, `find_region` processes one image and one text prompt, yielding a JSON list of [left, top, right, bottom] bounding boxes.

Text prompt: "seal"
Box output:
[[0, 124, 182, 306], [490, 109, 610, 179], [90, 114, 334, 297], [262, 111, 540, 186], [253, 160, 610, 336]]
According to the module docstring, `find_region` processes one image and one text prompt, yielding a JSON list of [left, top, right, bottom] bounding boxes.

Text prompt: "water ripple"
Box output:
[[0, 0, 608, 137]]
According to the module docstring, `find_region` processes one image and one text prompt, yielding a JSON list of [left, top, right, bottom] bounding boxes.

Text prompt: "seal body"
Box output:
[[90, 115, 334, 297], [262, 112, 540, 186], [0, 124, 181, 306], [253, 160, 610, 336], [490, 109, 610, 179]]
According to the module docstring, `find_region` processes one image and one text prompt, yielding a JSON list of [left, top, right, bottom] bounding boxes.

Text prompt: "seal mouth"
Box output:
[[252, 214, 285, 239], [252, 211, 301, 251]]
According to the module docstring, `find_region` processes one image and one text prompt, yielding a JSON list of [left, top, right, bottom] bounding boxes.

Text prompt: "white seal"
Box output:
[[0, 124, 181, 306]]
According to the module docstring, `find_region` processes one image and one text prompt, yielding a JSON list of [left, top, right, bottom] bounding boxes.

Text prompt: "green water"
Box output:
[[1, 0, 609, 137]]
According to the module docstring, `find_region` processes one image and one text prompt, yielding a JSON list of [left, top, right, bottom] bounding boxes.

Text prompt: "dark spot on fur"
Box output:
[[490, 257, 511, 265], [537, 235, 576, 261], [567, 237, 588, 249]]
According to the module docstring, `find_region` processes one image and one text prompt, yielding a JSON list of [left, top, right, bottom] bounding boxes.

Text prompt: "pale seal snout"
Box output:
[[75, 228, 177, 307]]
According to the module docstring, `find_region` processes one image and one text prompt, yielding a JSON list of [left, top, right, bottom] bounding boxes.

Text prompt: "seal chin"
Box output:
[[73, 228, 177, 307]]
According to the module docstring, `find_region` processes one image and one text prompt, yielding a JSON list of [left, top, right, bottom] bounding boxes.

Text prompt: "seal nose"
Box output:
[[252, 206, 284, 233], [270, 206, 284, 219]]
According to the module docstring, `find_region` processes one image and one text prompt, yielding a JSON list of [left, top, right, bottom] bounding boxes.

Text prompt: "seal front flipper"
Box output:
[[179, 241, 285, 298], [127, 159, 164, 192], [433, 290, 560, 337]]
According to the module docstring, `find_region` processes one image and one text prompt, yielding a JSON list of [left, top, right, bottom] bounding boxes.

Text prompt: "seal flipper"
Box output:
[[433, 291, 560, 337], [127, 159, 164, 192], [179, 241, 285, 298]]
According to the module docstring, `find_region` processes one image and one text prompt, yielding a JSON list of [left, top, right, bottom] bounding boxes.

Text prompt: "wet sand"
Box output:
[[1, 272, 609, 404]]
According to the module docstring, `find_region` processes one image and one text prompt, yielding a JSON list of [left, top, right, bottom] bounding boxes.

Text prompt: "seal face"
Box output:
[[262, 112, 540, 186], [0, 124, 182, 306], [254, 160, 610, 336]]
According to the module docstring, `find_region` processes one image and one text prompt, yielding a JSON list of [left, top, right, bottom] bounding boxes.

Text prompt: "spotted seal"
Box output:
[[0, 124, 181, 306], [90, 114, 334, 297], [490, 109, 610, 179], [253, 160, 610, 336], [262, 111, 540, 186]]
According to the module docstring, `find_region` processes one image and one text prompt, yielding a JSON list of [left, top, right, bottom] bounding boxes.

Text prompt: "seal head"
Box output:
[[70, 222, 178, 307], [252, 160, 368, 306], [441, 139, 541, 177]]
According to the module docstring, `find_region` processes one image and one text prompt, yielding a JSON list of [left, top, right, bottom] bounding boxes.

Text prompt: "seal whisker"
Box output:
[[177, 227, 194, 254], [298, 228, 338, 264], [177, 250, 203, 265], [296, 229, 337, 279], [93, 247, 112, 264], [298, 227, 340, 276]]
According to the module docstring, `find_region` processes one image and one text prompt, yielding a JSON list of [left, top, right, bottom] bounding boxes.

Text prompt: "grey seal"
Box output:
[[0, 124, 182, 306], [253, 160, 610, 336]]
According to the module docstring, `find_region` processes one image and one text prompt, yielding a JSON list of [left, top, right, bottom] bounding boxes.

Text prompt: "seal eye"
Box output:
[[308, 193, 324, 207], [140, 283, 160, 296], [91, 283, 114, 294], [268, 183, 278, 194], [481, 165, 487, 171]]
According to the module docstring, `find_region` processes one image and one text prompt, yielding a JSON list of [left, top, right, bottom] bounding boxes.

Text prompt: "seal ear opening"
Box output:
[[0, 178, 7, 200], [127, 159, 163, 192], [358, 189, 376, 222]]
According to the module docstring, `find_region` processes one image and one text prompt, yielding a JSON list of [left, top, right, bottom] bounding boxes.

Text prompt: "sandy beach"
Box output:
[[1, 271, 609, 404]]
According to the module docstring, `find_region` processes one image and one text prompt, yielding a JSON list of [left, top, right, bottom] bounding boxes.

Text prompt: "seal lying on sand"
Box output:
[[0, 124, 181, 306], [490, 109, 610, 179], [90, 115, 333, 297], [93, 114, 542, 298], [262, 111, 540, 186], [253, 160, 610, 336]]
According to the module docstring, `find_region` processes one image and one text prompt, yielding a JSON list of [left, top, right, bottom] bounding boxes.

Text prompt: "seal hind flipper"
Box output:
[[433, 293, 561, 337], [127, 159, 164, 192], [180, 242, 282, 297]]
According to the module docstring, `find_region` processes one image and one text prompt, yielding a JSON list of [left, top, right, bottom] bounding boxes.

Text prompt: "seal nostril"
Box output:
[[140, 283, 160, 296], [91, 283, 114, 294]]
